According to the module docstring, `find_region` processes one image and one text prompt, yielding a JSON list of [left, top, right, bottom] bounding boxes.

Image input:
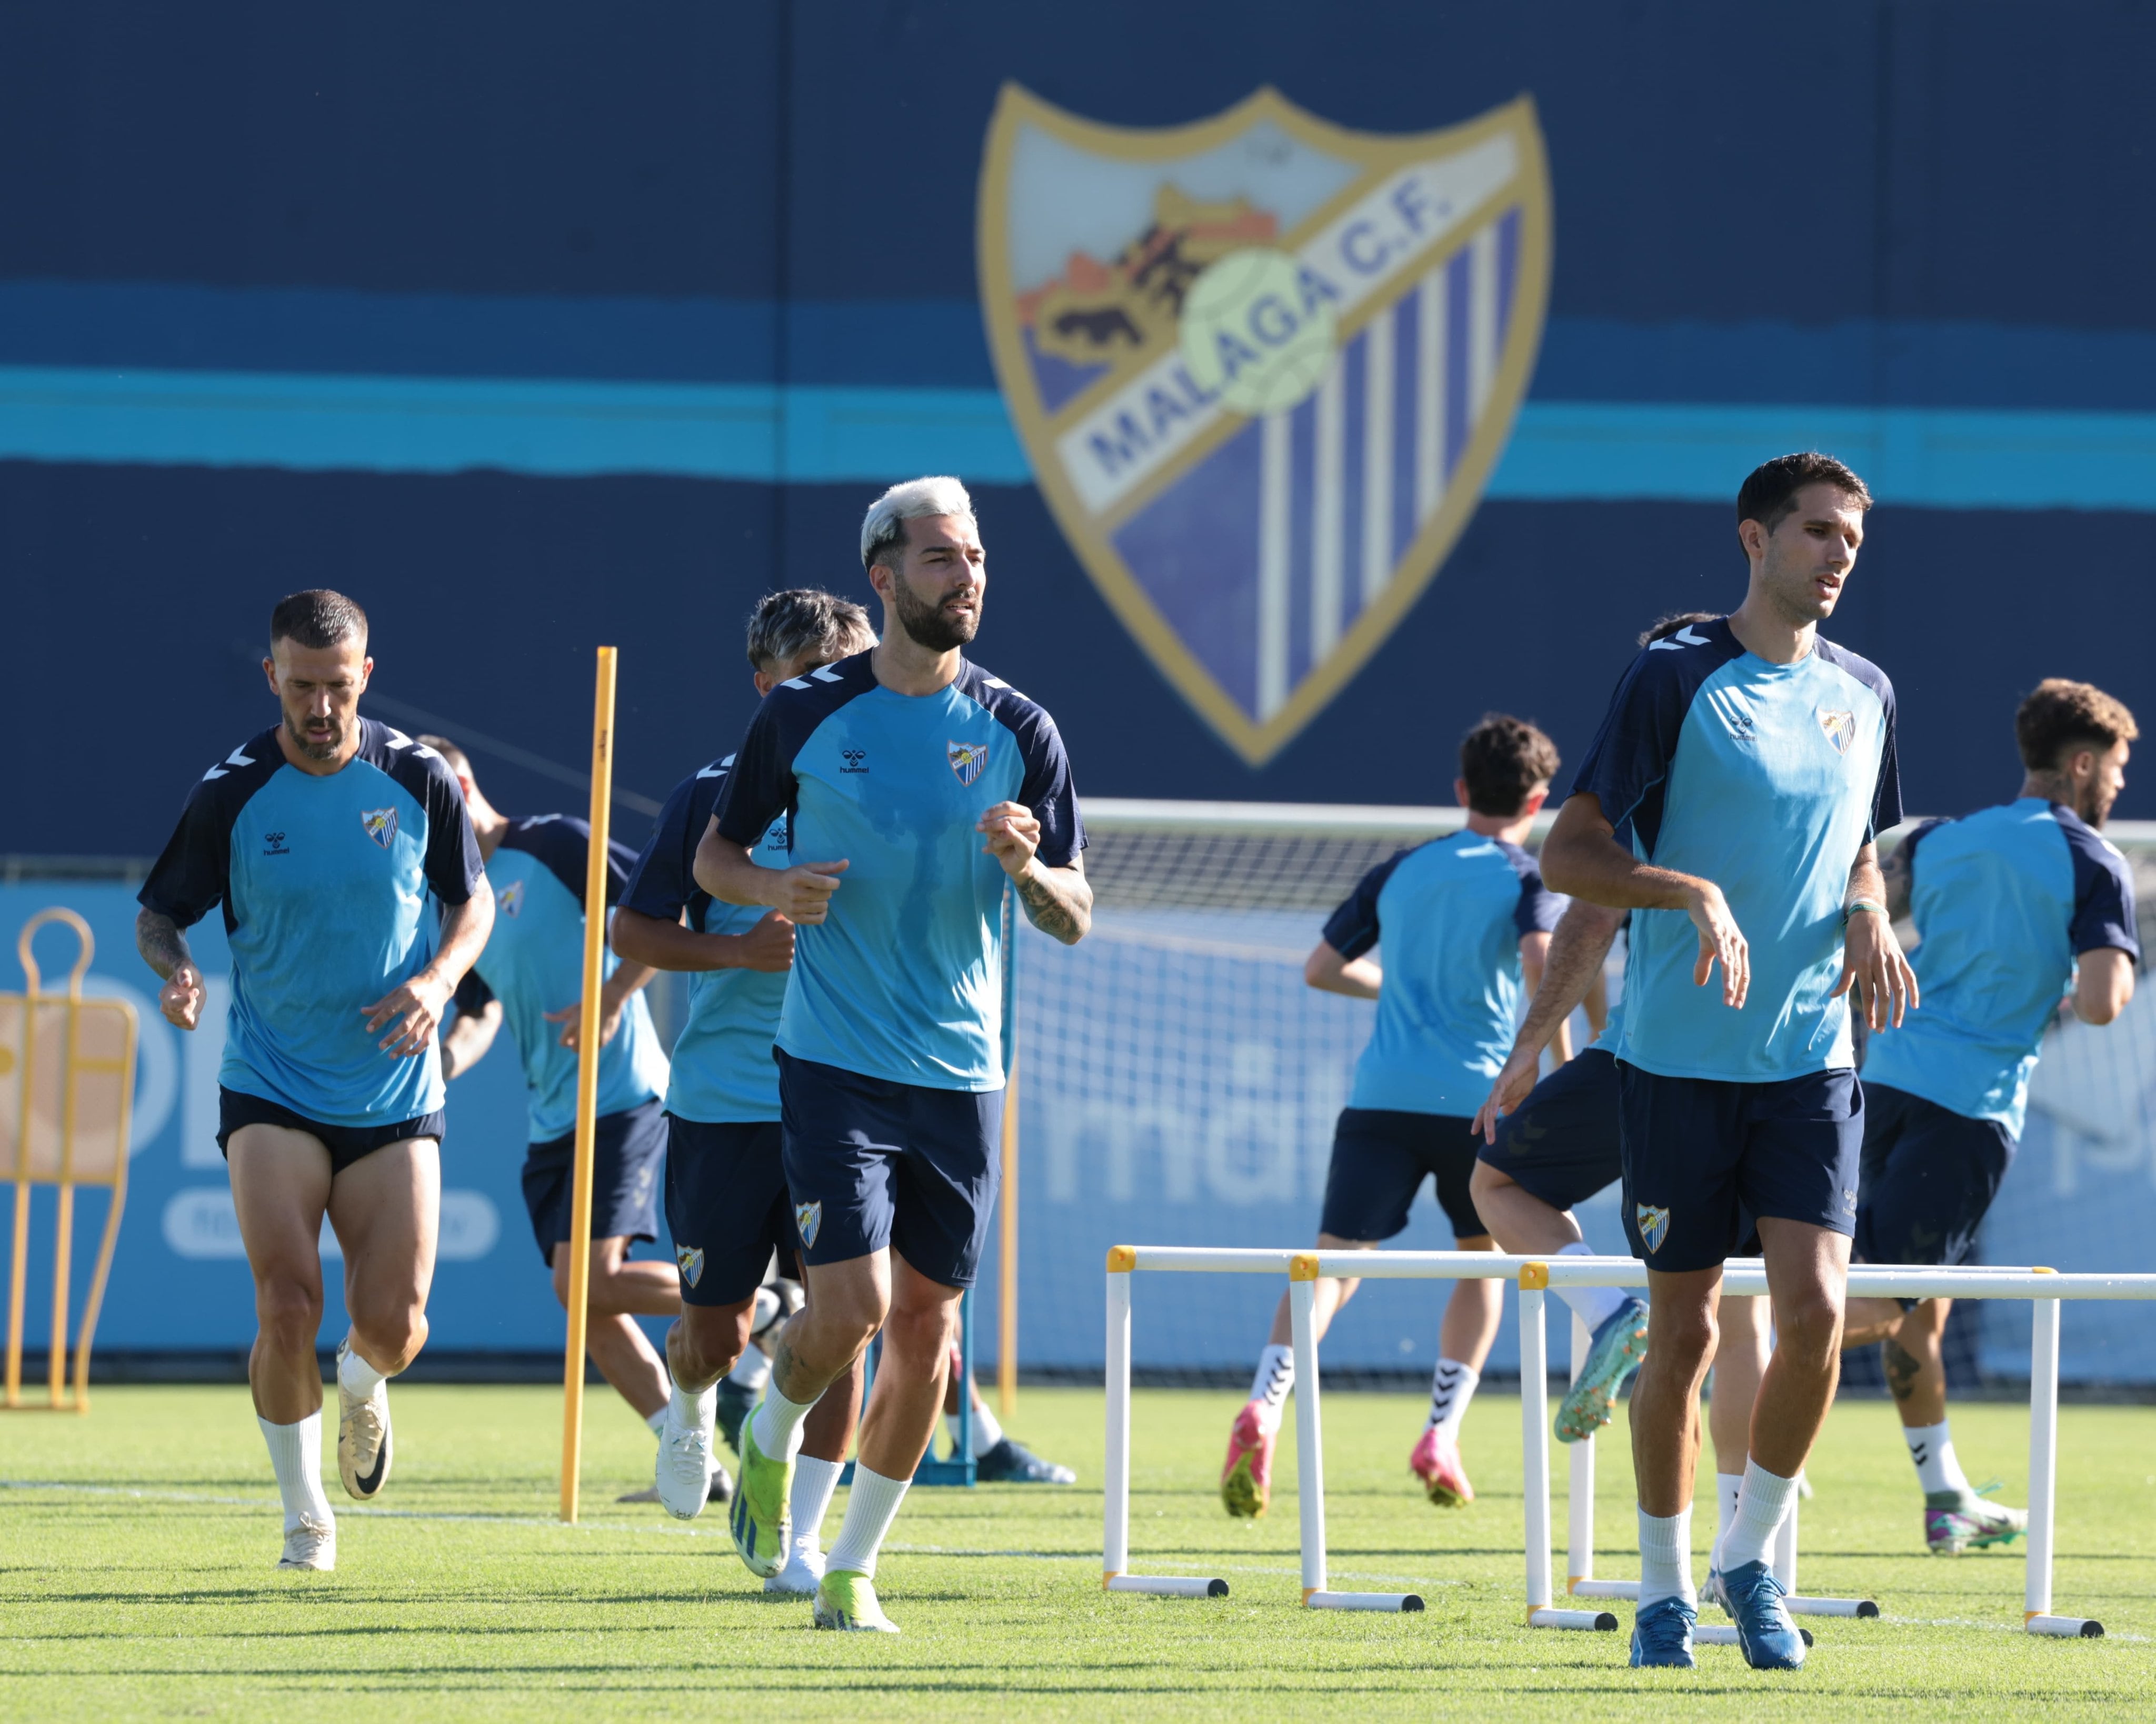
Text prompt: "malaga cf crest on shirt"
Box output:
[[360, 807, 399, 849], [979, 86, 1551, 764], [497, 879, 524, 918], [948, 740, 989, 786], [1817, 708, 1857, 756]]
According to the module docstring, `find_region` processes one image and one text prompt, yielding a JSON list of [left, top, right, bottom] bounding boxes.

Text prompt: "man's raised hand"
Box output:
[[770, 859, 847, 924], [159, 963, 205, 1031], [979, 801, 1041, 881]]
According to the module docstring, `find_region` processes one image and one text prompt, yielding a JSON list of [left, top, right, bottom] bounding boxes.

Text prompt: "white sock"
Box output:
[[1555, 1241, 1628, 1331], [646, 1406, 668, 1437], [750, 1381, 814, 1461], [669, 1377, 716, 1431], [1636, 1505, 1694, 1608], [258, 1412, 334, 1533], [791, 1455, 844, 1551], [336, 1336, 386, 1399], [1425, 1358, 1480, 1437], [825, 1463, 910, 1580], [949, 1399, 1004, 1458], [1721, 1458, 1799, 1571], [1248, 1343, 1293, 1436], [1903, 1419, 1971, 1496], [1711, 1471, 1743, 1570], [727, 1342, 771, 1394]]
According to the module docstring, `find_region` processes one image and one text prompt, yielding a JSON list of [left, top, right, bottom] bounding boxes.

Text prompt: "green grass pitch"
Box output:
[[3, 1383, 2152, 1719]]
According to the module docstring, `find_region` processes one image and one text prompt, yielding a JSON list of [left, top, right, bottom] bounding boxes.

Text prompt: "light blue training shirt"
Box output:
[[457, 815, 668, 1144], [619, 756, 794, 1124], [1324, 832, 1564, 1116], [1862, 798, 2139, 1136], [712, 650, 1084, 1091], [1569, 616, 1902, 1082], [138, 719, 485, 1127]]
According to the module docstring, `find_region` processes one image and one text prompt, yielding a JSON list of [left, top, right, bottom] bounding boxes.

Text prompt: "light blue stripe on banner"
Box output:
[[5, 365, 2156, 510]]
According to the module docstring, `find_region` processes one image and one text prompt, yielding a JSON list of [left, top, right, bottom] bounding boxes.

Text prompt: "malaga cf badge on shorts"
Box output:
[[979, 85, 1551, 764], [360, 807, 399, 849], [1635, 1203, 1671, 1255], [675, 1245, 705, 1289], [795, 1201, 822, 1250], [948, 740, 989, 786]]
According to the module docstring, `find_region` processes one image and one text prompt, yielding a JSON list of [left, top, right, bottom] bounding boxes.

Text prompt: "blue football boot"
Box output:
[[1629, 1594, 1697, 1668], [1721, 1559, 1805, 1669]]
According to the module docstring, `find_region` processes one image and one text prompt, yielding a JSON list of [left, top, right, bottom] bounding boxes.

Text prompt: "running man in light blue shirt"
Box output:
[[423, 740, 687, 1475], [1542, 453, 1919, 1671], [695, 479, 1092, 1632], [613, 588, 876, 1589], [1222, 715, 1564, 1521], [135, 590, 493, 1574], [1844, 679, 2139, 1557]]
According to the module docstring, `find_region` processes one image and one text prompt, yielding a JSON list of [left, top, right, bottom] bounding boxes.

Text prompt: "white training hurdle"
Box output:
[[1103, 1244, 2156, 1638]]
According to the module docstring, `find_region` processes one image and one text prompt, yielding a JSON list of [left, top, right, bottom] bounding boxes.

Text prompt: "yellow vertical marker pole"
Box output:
[[560, 645, 617, 1523]]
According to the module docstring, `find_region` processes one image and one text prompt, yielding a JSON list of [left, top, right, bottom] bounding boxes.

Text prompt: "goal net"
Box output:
[[985, 801, 2156, 1386]]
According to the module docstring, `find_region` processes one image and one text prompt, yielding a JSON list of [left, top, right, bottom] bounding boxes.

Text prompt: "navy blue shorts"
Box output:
[[522, 1097, 666, 1267], [1618, 1065, 1862, 1274], [664, 1114, 800, 1307], [776, 1049, 1001, 1289], [1476, 1048, 1623, 1211], [218, 1086, 444, 1178], [1853, 1082, 2015, 1274], [1319, 1109, 1488, 1242]]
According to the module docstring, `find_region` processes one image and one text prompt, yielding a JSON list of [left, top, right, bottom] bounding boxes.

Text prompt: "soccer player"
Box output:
[[1844, 679, 2139, 1553], [614, 588, 876, 1595], [1540, 452, 1916, 1671], [135, 590, 494, 1572], [1220, 715, 1565, 1519], [692, 478, 1091, 1633], [421, 737, 719, 1497]]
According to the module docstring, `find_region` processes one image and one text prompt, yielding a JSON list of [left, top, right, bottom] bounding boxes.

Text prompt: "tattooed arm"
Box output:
[[137, 908, 207, 1031], [977, 801, 1092, 945]]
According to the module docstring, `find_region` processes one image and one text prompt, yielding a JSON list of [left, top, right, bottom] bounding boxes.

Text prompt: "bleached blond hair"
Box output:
[[859, 476, 975, 572]]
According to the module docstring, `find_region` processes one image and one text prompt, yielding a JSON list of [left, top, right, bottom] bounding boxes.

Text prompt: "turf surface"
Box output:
[[3, 1382, 2151, 1719]]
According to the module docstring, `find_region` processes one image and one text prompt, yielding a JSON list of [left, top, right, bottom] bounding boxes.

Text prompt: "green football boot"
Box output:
[[1926, 1484, 2028, 1555], [814, 1568, 900, 1633], [727, 1412, 793, 1579]]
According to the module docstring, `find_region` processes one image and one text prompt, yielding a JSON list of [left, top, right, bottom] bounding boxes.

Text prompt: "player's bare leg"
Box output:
[[1411, 1233, 1502, 1506], [326, 1137, 440, 1508], [1472, 1161, 1650, 1442], [1223, 1232, 1370, 1517], [551, 1236, 675, 1420], [1702, 1292, 1768, 1605], [228, 1124, 341, 1570]]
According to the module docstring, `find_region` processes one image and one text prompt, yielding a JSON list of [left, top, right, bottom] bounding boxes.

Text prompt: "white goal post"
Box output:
[[1102, 1245, 2156, 1638]]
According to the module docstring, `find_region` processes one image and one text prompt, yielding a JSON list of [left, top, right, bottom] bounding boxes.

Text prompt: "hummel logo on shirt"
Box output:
[[262, 830, 290, 856], [840, 749, 869, 774], [1648, 624, 1712, 651]]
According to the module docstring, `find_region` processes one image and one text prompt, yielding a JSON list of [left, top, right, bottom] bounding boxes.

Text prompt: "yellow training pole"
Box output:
[[559, 645, 617, 1523], [998, 1047, 1019, 1419]]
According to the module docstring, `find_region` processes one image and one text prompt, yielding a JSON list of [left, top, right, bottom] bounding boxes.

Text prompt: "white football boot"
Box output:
[[277, 1513, 337, 1571]]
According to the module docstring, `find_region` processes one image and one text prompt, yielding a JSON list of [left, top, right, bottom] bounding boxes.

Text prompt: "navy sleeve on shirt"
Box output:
[[2060, 815, 2142, 958], [137, 730, 283, 930], [622, 762, 729, 926], [1513, 860, 1564, 938], [391, 738, 485, 906], [713, 700, 798, 851], [1322, 852, 1406, 960], [1566, 626, 1740, 856], [1008, 706, 1085, 870]]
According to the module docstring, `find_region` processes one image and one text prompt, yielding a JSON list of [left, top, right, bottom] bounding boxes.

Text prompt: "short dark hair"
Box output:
[[270, 588, 368, 651], [2015, 678, 2139, 772], [415, 734, 472, 776], [745, 587, 875, 672], [1638, 610, 1721, 648], [1736, 452, 1873, 535], [1460, 713, 1561, 818]]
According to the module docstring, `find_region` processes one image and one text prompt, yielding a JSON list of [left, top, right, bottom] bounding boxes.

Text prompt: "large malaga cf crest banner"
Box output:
[[979, 87, 1551, 764]]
